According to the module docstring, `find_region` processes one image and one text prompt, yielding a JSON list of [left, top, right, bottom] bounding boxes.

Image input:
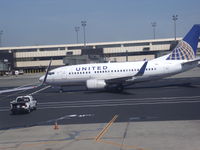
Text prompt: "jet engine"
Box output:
[[86, 79, 106, 89]]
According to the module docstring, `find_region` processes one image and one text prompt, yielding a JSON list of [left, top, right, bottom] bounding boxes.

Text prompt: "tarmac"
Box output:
[[0, 120, 200, 150], [0, 67, 200, 150]]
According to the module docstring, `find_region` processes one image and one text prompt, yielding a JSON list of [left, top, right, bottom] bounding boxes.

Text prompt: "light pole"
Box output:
[[75, 26, 80, 44], [0, 30, 3, 47], [172, 15, 178, 41], [81, 21, 87, 47], [151, 22, 156, 39]]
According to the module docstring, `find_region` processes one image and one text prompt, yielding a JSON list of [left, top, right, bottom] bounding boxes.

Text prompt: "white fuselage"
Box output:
[[40, 59, 190, 87]]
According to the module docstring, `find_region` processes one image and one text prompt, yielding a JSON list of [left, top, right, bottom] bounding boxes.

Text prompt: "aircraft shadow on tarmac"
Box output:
[[42, 77, 200, 94]]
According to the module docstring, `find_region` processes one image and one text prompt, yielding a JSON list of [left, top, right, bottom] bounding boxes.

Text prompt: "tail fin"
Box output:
[[166, 24, 200, 60]]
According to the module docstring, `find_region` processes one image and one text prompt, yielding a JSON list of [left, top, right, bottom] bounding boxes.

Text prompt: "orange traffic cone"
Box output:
[[53, 121, 59, 130]]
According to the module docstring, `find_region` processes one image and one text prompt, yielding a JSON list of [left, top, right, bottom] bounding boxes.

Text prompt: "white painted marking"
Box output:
[[38, 95, 200, 105], [0, 86, 36, 94], [69, 114, 77, 117], [44, 114, 94, 124], [29, 85, 51, 95], [36, 100, 200, 110], [36, 95, 200, 110], [1, 96, 200, 112]]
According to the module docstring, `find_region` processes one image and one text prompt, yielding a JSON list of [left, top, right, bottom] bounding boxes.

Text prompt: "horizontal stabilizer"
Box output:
[[181, 57, 200, 67]]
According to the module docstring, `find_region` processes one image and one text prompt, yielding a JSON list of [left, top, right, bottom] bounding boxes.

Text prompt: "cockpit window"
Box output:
[[48, 72, 55, 75]]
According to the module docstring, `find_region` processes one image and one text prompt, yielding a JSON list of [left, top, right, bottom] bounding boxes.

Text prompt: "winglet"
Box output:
[[134, 61, 148, 76], [42, 59, 52, 85]]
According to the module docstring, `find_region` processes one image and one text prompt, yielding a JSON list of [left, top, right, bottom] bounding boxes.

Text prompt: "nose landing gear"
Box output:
[[59, 87, 64, 93]]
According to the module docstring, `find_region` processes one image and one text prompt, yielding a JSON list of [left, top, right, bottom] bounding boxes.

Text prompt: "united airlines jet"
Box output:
[[39, 24, 200, 92]]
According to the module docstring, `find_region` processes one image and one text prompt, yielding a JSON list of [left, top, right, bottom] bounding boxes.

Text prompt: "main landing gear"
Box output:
[[115, 84, 124, 92], [106, 84, 124, 93]]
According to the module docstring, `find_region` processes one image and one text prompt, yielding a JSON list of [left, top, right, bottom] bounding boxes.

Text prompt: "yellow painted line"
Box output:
[[95, 115, 118, 141], [0, 146, 16, 150], [22, 140, 69, 147], [0, 136, 96, 149], [22, 136, 95, 147], [75, 137, 95, 141]]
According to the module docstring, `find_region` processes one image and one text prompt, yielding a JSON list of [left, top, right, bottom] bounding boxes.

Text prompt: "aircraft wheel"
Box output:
[[27, 107, 31, 113], [115, 85, 124, 92], [59, 88, 63, 93]]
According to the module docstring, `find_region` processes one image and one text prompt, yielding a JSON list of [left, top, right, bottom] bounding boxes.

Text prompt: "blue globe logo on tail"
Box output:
[[166, 40, 195, 60], [166, 24, 200, 60]]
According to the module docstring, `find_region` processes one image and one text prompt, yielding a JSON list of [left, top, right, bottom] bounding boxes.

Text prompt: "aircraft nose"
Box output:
[[39, 76, 44, 82]]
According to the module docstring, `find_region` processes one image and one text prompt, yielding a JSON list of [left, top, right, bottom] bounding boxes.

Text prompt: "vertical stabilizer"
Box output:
[[166, 24, 200, 60], [183, 24, 200, 55]]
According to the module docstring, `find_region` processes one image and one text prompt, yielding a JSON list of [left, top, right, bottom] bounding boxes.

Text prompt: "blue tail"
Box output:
[[166, 24, 200, 60]]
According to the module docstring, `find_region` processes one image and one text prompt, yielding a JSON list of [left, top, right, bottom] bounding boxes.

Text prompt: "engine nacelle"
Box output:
[[86, 79, 106, 89]]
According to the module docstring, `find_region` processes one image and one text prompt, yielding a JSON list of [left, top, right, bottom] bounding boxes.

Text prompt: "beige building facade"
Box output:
[[0, 38, 200, 73]]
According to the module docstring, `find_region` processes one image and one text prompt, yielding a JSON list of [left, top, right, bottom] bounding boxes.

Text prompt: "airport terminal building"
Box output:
[[0, 38, 200, 73]]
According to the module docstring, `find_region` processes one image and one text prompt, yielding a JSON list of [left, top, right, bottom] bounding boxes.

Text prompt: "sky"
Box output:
[[0, 0, 200, 47]]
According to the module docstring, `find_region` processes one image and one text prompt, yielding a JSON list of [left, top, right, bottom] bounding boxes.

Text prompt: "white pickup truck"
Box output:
[[10, 95, 37, 114]]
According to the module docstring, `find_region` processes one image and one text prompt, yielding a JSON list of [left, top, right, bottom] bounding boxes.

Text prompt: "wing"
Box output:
[[105, 61, 148, 84]]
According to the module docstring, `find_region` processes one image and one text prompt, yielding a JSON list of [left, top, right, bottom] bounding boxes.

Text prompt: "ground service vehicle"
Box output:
[[10, 95, 37, 114]]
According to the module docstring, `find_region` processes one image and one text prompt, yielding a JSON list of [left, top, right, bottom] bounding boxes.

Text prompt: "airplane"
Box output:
[[39, 24, 200, 92]]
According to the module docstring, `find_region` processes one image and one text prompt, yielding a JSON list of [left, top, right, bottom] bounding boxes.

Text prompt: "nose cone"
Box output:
[[39, 75, 45, 83]]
